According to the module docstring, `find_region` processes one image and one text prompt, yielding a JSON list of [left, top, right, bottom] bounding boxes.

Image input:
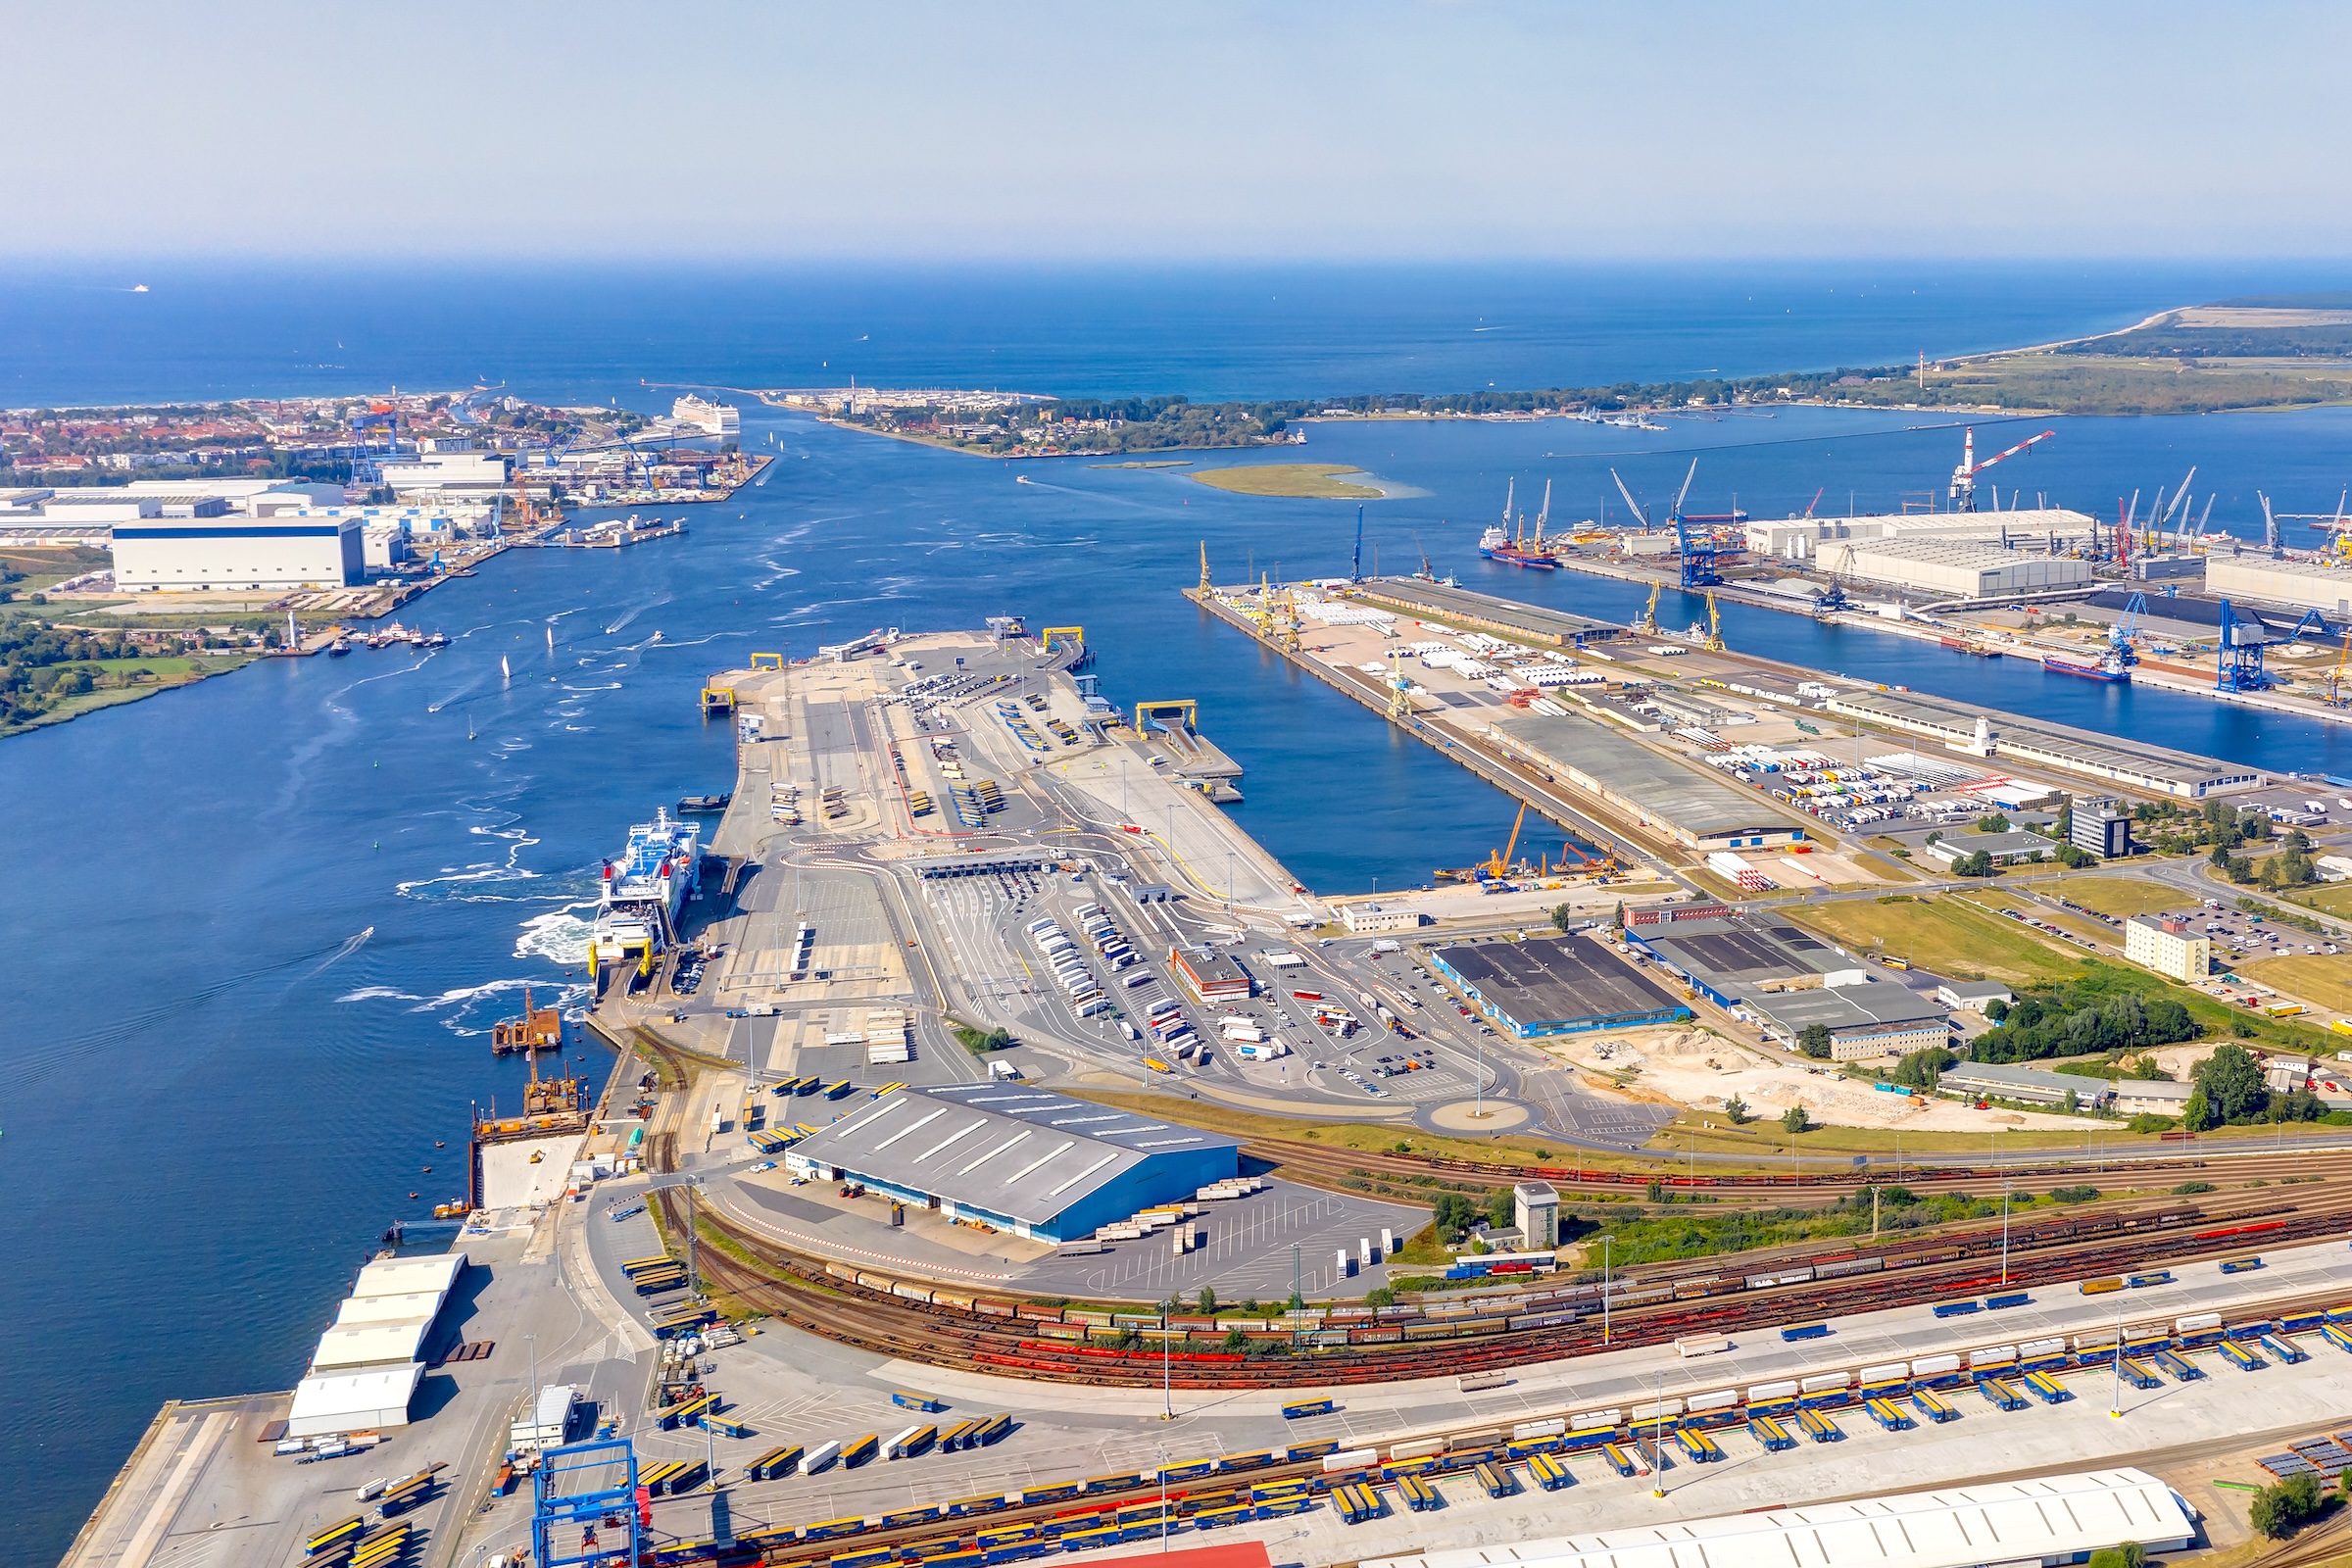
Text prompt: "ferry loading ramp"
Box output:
[[1431, 935, 1691, 1037]]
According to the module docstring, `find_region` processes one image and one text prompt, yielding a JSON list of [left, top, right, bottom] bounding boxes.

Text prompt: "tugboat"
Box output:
[[327, 635, 352, 656]]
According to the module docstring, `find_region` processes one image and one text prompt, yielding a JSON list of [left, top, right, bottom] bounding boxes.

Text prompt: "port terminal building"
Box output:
[[1431, 936, 1690, 1036], [1170, 946, 1253, 1003], [1624, 908, 1947, 1061], [1358, 1466, 2194, 1568], [109, 512, 367, 592], [1484, 712, 1807, 853], [1743, 507, 2097, 562], [286, 1251, 466, 1437], [1824, 688, 2260, 800], [1829, 537, 2094, 599], [2207, 554, 2352, 618], [1344, 578, 1624, 648], [781, 1085, 1241, 1243]]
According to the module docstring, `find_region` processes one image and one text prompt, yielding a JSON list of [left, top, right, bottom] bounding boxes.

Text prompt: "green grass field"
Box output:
[[2040, 876, 2193, 918], [0, 543, 110, 593], [2238, 954, 2352, 1016], [2283, 882, 2352, 919], [1788, 895, 2088, 985], [1190, 464, 1383, 499]]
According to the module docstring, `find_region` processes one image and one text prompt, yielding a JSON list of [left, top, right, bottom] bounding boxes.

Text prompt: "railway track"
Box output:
[[658, 1181, 2352, 1392], [675, 1283, 2352, 1568], [1241, 1131, 2352, 1206], [630, 1029, 2352, 1389]]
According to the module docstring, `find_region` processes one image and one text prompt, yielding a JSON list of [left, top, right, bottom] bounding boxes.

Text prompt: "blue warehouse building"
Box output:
[[1431, 935, 1690, 1037], [781, 1083, 1239, 1243]]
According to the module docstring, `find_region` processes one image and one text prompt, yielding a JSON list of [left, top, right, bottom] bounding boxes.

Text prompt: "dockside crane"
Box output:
[[2174, 490, 2210, 551], [2108, 591, 2146, 665], [2156, 467, 2196, 546], [1948, 427, 2054, 512], [1816, 543, 1857, 613], [2261, 492, 2282, 555], [1534, 479, 1552, 551], [1701, 590, 1727, 652], [1633, 581, 1662, 634], [1608, 460, 1719, 588], [1479, 801, 1530, 880]]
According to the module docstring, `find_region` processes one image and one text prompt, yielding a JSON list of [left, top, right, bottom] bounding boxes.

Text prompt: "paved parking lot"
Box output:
[[1015, 1181, 1425, 1303]]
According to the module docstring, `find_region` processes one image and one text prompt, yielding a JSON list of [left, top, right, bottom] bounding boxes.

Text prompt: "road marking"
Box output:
[[112, 1411, 233, 1568]]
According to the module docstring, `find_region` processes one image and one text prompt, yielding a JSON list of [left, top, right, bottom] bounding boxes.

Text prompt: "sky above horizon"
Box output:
[[12, 2, 2352, 263]]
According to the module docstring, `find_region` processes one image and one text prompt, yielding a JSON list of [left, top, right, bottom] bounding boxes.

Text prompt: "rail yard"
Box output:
[[72, 611, 2352, 1568]]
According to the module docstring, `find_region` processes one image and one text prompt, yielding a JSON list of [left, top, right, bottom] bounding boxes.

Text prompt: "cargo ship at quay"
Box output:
[[1477, 479, 1560, 569]]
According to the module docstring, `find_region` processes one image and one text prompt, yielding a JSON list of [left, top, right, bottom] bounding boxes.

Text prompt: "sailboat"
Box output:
[[466, 712, 475, 741], [501, 655, 512, 682], [546, 624, 555, 652]]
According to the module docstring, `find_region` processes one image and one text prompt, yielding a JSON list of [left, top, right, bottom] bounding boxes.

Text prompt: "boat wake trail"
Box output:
[[335, 975, 591, 1036], [310, 926, 374, 975]]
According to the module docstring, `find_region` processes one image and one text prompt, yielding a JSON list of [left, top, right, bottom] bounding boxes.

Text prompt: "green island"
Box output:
[[1188, 463, 1384, 499]]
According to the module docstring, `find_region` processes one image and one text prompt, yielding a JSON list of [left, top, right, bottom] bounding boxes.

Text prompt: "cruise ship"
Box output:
[[671, 394, 741, 436], [589, 807, 704, 985]]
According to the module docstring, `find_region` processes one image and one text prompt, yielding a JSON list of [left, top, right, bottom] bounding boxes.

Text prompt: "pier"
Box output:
[[1184, 573, 2280, 913]]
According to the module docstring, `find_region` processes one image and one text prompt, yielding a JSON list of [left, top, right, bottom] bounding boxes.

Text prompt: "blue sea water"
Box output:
[[2, 259, 2343, 407], [3, 263, 2351, 1560]]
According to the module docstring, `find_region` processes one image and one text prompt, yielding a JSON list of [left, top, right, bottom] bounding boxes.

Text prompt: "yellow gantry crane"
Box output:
[[1386, 647, 1415, 720], [1702, 591, 1728, 652], [2328, 630, 2352, 707], [1634, 582, 1662, 635]]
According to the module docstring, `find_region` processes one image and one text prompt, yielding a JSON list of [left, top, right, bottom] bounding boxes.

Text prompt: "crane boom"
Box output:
[[1671, 459, 1698, 521], [1608, 467, 1649, 527], [1974, 429, 2056, 473], [2159, 467, 2196, 528], [1950, 427, 2055, 510], [1535, 479, 1551, 544]]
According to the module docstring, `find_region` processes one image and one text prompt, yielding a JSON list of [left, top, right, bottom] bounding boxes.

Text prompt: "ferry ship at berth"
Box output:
[[589, 807, 704, 987]]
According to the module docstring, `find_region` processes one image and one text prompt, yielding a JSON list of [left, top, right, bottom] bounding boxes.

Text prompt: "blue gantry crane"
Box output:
[[2217, 600, 2275, 693], [2107, 591, 2146, 665], [1610, 460, 1721, 589], [531, 1438, 643, 1568]]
